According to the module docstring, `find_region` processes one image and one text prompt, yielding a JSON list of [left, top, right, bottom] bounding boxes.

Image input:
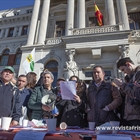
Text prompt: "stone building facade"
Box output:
[[0, 0, 140, 85]]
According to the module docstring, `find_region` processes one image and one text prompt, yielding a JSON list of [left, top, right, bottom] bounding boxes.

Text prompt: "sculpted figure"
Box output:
[[64, 50, 78, 79]]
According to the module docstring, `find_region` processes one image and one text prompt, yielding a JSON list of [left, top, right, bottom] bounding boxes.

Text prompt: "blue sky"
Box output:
[[0, 0, 34, 10]]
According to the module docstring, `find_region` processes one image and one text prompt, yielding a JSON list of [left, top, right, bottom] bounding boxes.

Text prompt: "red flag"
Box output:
[[94, 4, 103, 26]]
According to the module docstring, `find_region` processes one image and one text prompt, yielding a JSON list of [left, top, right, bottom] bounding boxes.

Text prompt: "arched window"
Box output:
[[44, 60, 58, 87], [0, 49, 10, 66], [14, 48, 22, 65]]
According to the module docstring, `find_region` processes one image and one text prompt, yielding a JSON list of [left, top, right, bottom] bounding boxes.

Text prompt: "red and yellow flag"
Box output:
[[94, 4, 103, 26]]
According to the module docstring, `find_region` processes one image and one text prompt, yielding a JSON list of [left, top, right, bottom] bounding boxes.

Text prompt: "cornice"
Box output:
[[0, 13, 31, 26]]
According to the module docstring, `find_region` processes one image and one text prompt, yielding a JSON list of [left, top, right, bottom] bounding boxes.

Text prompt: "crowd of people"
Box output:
[[0, 57, 140, 128]]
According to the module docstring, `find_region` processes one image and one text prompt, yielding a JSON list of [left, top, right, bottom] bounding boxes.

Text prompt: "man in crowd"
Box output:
[[0, 66, 21, 125], [87, 66, 122, 126], [114, 57, 140, 126], [17, 75, 31, 121], [28, 71, 56, 120], [116, 57, 140, 83]]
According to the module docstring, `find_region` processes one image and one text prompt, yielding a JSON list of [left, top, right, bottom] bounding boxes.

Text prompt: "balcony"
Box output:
[[71, 24, 123, 35], [45, 24, 125, 45]]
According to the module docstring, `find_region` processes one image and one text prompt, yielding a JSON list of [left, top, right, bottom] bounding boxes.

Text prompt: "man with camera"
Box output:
[[114, 57, 140, 126]]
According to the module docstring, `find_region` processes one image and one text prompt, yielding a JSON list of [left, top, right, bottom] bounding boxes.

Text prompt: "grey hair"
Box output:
[[43, 71, 54, 79]]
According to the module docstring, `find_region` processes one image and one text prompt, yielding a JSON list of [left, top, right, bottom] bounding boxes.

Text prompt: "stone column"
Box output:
[[27, 25, 30, 35], [13, 27, 18, 37], [5, 28, 9, 38], [46, 14, 55, 38], [0, 29, 5, 38], [65, 0, 75, 36], [26, 0, 41, 45], [18, 26, 22, 36], [116, 0, 130, 30], [37, 0, 50, 45], [105, 0, 116, 25], [77, 0, 85, 28]]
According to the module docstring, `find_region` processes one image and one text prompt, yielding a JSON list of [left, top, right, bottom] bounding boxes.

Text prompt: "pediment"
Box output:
[[50, 4, 67, 14]]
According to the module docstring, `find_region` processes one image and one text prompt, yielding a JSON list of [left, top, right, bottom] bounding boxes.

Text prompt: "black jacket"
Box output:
[[56, 91, 87, 127], [0, 78, 21, 122]]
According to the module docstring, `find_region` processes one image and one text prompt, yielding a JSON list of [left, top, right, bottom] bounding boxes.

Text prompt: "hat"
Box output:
[[3, 66, 15, 73]]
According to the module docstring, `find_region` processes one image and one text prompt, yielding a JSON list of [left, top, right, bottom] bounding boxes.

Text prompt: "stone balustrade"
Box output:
[[45, 37, 62, 45], [72, 24, 121, 35]]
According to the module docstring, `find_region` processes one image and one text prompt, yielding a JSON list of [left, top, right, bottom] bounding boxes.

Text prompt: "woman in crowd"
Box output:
[[26, 72, 37, 120], [56, 75, 87, 128], [26, 72, 37, 93]]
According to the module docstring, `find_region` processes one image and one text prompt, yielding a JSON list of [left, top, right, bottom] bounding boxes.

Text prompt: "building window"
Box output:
[[55, 21, 66, 37], [44, 60, 58, 87], [21, 26, 28, 35], [26, 9, 32, 14], [128, 12, 140, 30], [89, 17, 98, 27], [14, 48, 22, 65], [0, 49, 10, 66], [8, 28, 14, 37]]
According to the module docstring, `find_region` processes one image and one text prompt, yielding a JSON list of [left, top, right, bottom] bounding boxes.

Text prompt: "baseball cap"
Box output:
[[3, 66, 15, 73]]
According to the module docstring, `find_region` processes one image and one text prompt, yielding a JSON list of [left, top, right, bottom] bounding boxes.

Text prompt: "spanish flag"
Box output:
[[95, 4, 103, 26]]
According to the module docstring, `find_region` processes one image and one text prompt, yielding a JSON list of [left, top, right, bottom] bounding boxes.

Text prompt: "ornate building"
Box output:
[[0, 0, 140, 85]]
